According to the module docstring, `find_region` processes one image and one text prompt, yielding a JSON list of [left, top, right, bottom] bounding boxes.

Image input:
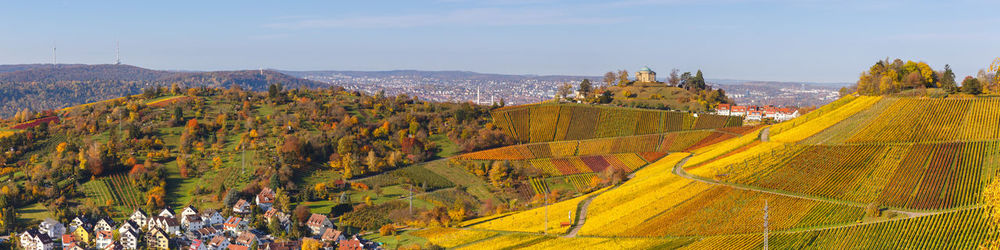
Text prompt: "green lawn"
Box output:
[[429, 134, 459, 158], [366, 230, 429, 250], [420, 160, 498, 203], [17, 203, 52, 225]]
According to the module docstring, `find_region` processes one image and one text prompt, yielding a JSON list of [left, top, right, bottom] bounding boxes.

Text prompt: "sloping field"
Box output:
[[491, 103, 742, 143]]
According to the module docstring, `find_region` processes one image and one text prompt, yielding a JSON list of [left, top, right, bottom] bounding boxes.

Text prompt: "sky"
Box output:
[[1, 0, 998, 83]]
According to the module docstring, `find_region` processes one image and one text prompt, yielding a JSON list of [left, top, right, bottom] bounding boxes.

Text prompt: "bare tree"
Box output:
[[617, 70, 630, 85], [668, 69, 680, 86], [557, 82, 573, 100], [603, 72, 616, 86]]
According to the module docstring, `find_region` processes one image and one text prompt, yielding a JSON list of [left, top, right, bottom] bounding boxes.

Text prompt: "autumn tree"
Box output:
[[603, 72, 616, 86], [617, 70, 629, 85], [963, 76, 982, 95], [557, 82, 573, 100], [668, 68, 680, 86]]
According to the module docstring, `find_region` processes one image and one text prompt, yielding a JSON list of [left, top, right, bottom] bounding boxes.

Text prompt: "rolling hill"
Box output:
[[0, 64, 327, 117], [416, 94, 1000, 249]]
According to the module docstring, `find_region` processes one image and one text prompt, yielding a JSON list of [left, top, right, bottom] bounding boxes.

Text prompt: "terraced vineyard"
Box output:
[[492, 103, 742, 143], [416, 95, 1000, 249], [457, 128, 755, 161]]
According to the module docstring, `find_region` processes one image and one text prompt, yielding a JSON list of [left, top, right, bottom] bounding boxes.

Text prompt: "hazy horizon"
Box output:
[[2, 0, 997, 83]]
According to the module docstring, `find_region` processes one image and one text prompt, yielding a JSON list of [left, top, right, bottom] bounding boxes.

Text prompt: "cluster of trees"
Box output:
[[855, 58, 956, 95], [853, 58, 1000, 96]]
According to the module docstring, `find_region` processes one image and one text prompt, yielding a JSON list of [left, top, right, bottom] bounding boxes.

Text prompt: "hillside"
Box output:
[[0, 64, 327, 117], [490, 102, 742, 143], [0, 86, 519, 238], [604, 82, 714, 111], [414, 94, 1000, 249]]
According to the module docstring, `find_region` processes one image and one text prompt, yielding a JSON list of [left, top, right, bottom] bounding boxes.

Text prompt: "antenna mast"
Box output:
[[52, 45, 57, 66], [115, 41, 121, 65]]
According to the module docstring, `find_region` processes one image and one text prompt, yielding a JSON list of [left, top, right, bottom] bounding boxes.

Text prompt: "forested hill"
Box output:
[[0, 64, 328, 117]]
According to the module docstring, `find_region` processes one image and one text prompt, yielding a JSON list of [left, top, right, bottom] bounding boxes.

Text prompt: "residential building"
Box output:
[[233, 199, 252, 214], [38, 218, 65, 239], [146, 228, 171, 249], [120, 229, 141, 249], [130, 210, 149, 228], [306, 214, 332, 235], [256, 188, 276, 211], [95, 230, 115, 249], [209, 235, 230, 250], [95, 218, 116, 232]]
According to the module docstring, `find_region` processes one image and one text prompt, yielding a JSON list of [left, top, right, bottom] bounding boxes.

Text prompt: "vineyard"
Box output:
[[471, 188, 605, 234], [415, 95, 1000, 248], [578, 153, 865, 237], [82, 173, 145, 211], [457, 128, 754, 161], [491, 103, 742, 143]]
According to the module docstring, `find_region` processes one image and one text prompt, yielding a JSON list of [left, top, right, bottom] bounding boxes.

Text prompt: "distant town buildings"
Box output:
[[716, 104, 799, 121]]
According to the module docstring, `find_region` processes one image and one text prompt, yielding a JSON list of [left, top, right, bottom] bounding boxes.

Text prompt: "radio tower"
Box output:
[[115, 41, 121, 65], [763, 200, 770, 250], [52, 45, 57, 66]]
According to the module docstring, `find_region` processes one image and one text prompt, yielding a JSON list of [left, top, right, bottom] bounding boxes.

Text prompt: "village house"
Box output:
[[234, 231, 259, 247], [118, 220, 140, 235], [715, 104, 799, 121], [224, 216, 245, 233], [69, 216, 92, 233], [256, 188, 276, 211], [194, 227, 221, 241], [321, 228, 344, 242], [209, 235, 231, 250], [61, 234, 80, 249], [20, 229, 54, 250], [38, 218, 65, 239], [120, 229, 141, 249], [264, 209, 291, 232], [147, 228, 172, 249], [184, 214, 205, 232], [338, 237, 363, 250], [159, 207, 177, 218], [95, 218, 116, 232], [306, 214, 333, 235], [233, 199, 252, 214], [70, 226, 92, 245], [130, 209, 149, 228], [148, 216, 181, 235], [201, 209, 226, 226], [95, 230, 115, 249], [182, 205, 200, 219], [189, 239, 208, 250]]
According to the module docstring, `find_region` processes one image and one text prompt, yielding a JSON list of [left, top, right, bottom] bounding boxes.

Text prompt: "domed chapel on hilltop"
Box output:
[[636, 66, 656, 82]]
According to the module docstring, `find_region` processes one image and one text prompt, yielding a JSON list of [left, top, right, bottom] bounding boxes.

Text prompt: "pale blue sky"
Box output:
[[1, 0, 997, 83]]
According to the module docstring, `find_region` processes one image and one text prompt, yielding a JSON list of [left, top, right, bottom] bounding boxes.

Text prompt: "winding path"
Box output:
[[559, 144, 949, 237]]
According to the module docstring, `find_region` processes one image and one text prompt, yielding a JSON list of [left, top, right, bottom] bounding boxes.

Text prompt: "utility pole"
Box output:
[[763, 200, 769, 250], [544, 188, 549, 234], [408, 184, 413, 215]]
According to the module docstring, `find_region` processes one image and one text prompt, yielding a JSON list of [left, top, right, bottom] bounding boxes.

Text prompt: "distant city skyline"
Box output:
[[1, 0, 998, 83]]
